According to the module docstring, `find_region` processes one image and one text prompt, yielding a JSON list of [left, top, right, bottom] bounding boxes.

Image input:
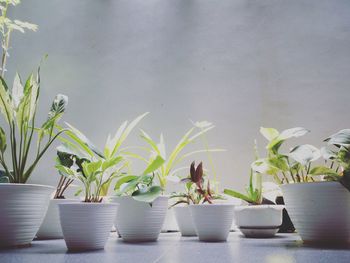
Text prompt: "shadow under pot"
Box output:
[[58, 202, 118, 251], [0, 184, 54, 247], [189, 204, 234, 242], [109, 196, 168, 242], [37, 198, 80, 239], [281, 181, 350, 245], [234, 205, 284, 238], [173, 206, 197, 237]]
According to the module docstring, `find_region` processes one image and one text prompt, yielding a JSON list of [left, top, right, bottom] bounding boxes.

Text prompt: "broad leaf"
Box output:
[[0, 77, 13, 123], [41, 94, 68, 130], [114, 175, 138, 191], [289, 144, 321, 166], [309, 166, 339, 177], [11, 72, 23, 109], [143, 155, 165, 175], [132, 186, 162, 203], [224, 189, 255, 204], [0, 127, 6, 152], [279, 127, 309, 140], [325, 129, 350, 146], [260, 127, 279, 141]]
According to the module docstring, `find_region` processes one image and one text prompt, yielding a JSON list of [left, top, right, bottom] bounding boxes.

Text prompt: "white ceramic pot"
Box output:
[[174, 206, 197, 236], [109, 196, 168, 242], [234, 205, 284, 238], [161, 207, 178, 232], [190, 204, 234, 242], [37, 198, 80, 239], [281, 181, 350, 244], [0, 184, 54, 247], [59, 202, 118, 250]]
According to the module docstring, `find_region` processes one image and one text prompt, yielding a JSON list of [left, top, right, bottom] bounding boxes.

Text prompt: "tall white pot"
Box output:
[[109, 196, 168, 242], [174, 206, 197, 236], [0, 184, 54, 247], [190, 204, 234, 242], [281, 182, 350, 244], [59, 202, 118, 251], [37, 199, 80, 239]]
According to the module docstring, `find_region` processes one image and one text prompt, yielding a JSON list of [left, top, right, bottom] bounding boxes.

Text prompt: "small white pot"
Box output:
[[109, 196, 168, 242], [0, 183, 54, 247], [235, 205, 284, 238], [59, 202, 118, 251], [281, 181, 350, 244], [37, 198, 80, 239], [190, 204, 234, 242], [174, 206, 197, 236], [161, 207, 178, 232]]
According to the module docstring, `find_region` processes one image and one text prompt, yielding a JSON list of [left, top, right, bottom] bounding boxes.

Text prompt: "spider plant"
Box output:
[[121, 121, 224, 191], [54, 113, 148, 200]]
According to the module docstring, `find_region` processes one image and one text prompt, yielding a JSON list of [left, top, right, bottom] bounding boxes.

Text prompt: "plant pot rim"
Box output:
[[0, 183, 55, 190], [235, 204, 284, 211], [280, 181, 341, 189], [189, 203, 234, 207], [108, 195, 169, 201], [58, 202, 118, 207]]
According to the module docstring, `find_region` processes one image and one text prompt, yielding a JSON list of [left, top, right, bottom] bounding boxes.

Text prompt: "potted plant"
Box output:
[[124, 121, 223, 232], [54, 113, 147, 250], [253, 127, 350, 244], [224, 169, 284, 238], [36, 149, 79, 239], [186, 162, 234, 242], [0, 0, 69, 247], [170, 162, 224, 237], [109, 155, 167, 242]]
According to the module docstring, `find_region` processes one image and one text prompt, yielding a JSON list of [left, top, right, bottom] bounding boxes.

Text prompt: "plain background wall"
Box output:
[[3, 0, 350, 194]]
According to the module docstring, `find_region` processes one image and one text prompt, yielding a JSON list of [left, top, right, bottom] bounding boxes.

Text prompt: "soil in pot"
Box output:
[[0, 184, 54, 247], [59, 202, 118, 251], [109, 196, 168, 242]]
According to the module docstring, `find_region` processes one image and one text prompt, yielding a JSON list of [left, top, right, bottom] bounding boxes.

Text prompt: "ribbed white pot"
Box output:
[[37, 199, 80, 239], [281, 182, 350, 244], [59, 203, 118, 251], [0, 184, 54, 247], [235, 205, 284, 238], [109, 196, 168, 242], [174, 206, 197, 236], [190, 204, 234, 242]]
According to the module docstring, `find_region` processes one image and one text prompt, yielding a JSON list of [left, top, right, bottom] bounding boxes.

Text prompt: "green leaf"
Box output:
[[74, 188, 83, 197], [117, 175, 147, 195], [320, 147, 337, 160], [224, 189, 255, 204], [260, 127, 279, 141], [114, 175, 138, 191], [102, 156, 123, 171], [0, 170, 9, 183], [0, 126, 6, 152], [132, 186, 162, 203], [11, 72, 23, 109], [0, 76, 13, 123], [309, 166, 340, 177], [41, 94, 68, 130], [65, 122, 103, 158], [55, 164, 75, 176], [82, 160, 102, 177], [142, 155, 165, 175], [279, 127, 309, 140]]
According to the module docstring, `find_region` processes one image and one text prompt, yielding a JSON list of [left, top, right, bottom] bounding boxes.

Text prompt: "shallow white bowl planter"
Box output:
[[0, 184, 54, 247], [109, 196, 168, 242], [281, 181, 350, 244], [235, 205, 284, 238], [37, 199, 80, 239], [190, 204, 234, 242], [59, 203, 118, 251], [174, 206, 196, 236]]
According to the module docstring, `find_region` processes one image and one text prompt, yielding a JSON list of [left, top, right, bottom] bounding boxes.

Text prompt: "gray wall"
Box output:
[[5, 0, 350, 193]]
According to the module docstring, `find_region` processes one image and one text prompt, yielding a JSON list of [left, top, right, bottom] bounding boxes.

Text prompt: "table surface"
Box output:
[[0, 232, 349, 263]]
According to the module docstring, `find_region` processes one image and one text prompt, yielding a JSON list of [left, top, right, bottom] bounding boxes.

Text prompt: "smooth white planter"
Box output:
[[37, 199, 80, 239], [190, 204, 234, 242], [109, 196, 168, 242], [161, 207, 178, 232], [281, 182, 350, 244], [0, 184, 54, 247], [174, 206, 197, 236], [59, 202, 118, 250], [235, 205, 284, 238]]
